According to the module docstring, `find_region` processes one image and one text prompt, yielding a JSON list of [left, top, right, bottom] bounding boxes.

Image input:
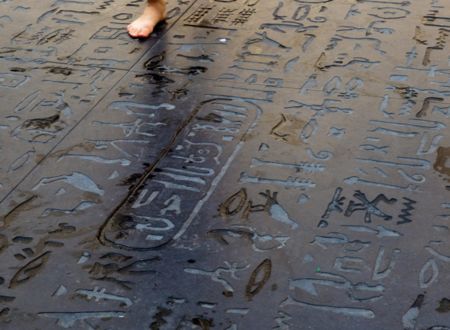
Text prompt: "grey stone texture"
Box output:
[[1, 0, 450, 329]]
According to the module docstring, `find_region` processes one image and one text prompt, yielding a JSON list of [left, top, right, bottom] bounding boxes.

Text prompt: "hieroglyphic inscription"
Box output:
[[0, 0, 450, 329], [184, 2, 257, 30], [0, 0, 193, 68], [99, 97, 262, 250]]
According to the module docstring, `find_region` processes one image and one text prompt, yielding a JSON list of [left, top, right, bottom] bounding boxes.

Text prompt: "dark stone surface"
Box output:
[[1, 0, 450, 329]]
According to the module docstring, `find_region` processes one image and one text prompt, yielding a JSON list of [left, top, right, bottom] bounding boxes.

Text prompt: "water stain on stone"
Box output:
[[0, 235, 8, 255], [137, 72, 175, 85], [109, 213, 135, 233], [44, 241, 64, 248], [51, 142, 96, 158], [192, 317, 214, 330], [22, 114, 60, 130], [100, 252, 132, 263], [270, 114, 306, 145], [119, 173, 142, 187], [144, 52, 165, 70], [9, 251, 52, 288], [49, 223, 76, 235], [222, 290, 233, 298], [393, 86, 418, 99], [0, 296, 15, 303], [434, 147, 450, 181], [2, 194, 38, 227], [402, 293, 425, 330], [35, 154, 45, 163], [437, 298, 450, 313], [46, 66, 72, 76], [12, 236, 33, 244], [411, 294, 425, 308], [150, 307, 172, 330], [245, 259, 272, 300], [0, 308, 10, 318], [9, 67, 26, 72], [218, 188, 247, 219], [129, 47, 141, 54], [197, 113, 223, 123]]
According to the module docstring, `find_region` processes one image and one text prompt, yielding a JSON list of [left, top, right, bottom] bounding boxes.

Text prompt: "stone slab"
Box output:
[[1, 0, 450, 329]]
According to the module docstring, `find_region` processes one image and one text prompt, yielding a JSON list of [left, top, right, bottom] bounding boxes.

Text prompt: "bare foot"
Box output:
[[128, 1, 166, 38]]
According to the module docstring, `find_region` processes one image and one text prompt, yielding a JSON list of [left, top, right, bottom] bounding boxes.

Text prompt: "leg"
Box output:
[[127, 0, 166, 38]]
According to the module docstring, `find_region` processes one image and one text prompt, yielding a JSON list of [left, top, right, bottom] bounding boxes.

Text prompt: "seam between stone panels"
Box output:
[[100, 97, 214, 227]]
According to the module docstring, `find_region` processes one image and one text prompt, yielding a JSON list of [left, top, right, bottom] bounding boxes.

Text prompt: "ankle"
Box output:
[[147, 0, 166, 12], [149, 0, 165, 7]]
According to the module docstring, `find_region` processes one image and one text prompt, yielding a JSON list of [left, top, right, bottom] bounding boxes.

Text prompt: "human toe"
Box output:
[[127, 24, 139, 37]]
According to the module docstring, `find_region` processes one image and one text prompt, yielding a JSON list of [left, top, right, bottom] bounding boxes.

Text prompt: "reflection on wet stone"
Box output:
[[1, 0, 450, 329]]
